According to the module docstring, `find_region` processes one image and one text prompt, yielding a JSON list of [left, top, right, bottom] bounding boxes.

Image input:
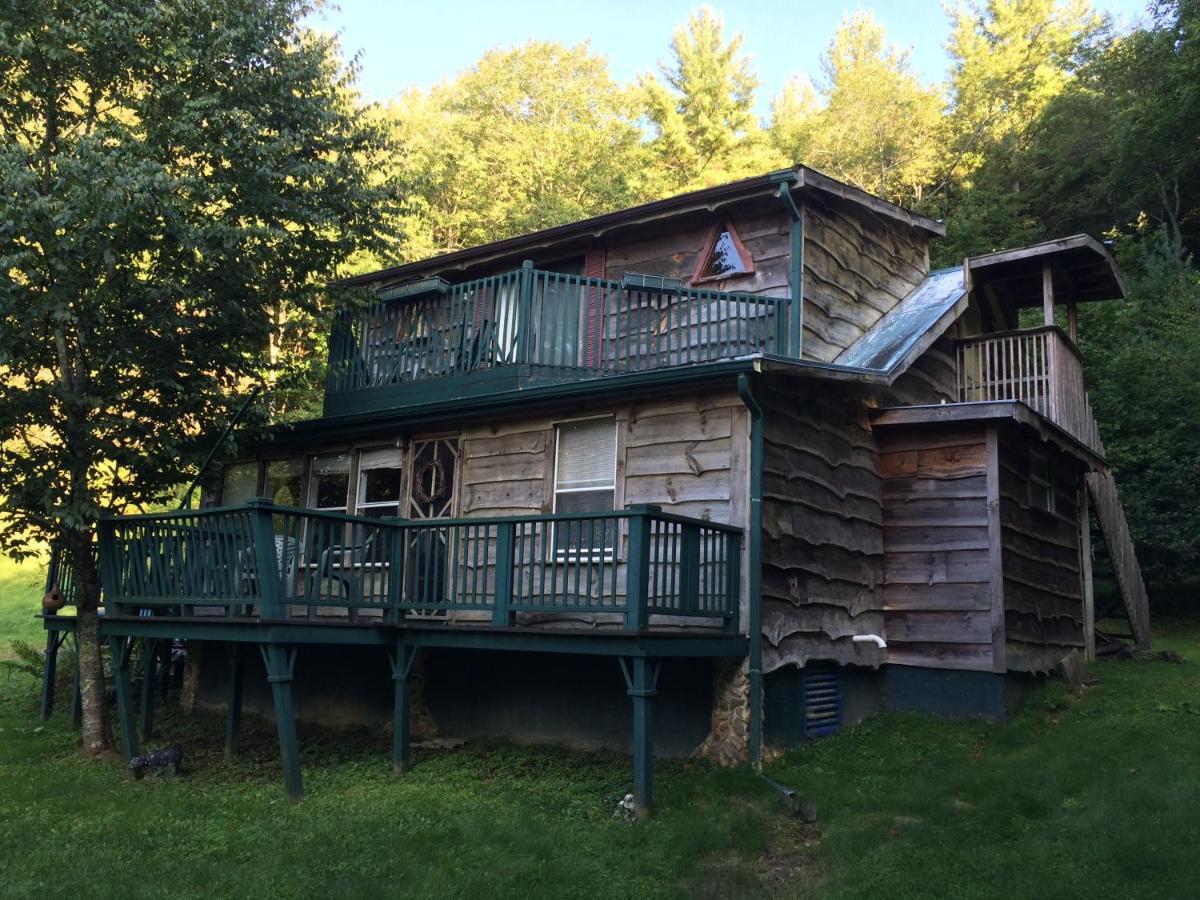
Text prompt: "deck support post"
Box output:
[[390, 644, 418, 774], [259, 644, 302, 802], [109, 636, 139, 764], [139, 637, 158, 742], [39, 629, 63, 720], [620, 657, 661, 819], [224, 643, 247, 760]]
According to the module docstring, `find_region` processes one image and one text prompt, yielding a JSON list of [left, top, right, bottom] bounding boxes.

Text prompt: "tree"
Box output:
[[770, 11, 944, 207], [377, 41, 645, 264], [640, 6, 784, 193], [0, 0, 390, 754]]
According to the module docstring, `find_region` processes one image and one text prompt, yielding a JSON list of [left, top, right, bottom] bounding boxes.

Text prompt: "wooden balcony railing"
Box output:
[[955, 326, 1101, 453], [97, 501, 742, 633], [327, 263, 787, 396]]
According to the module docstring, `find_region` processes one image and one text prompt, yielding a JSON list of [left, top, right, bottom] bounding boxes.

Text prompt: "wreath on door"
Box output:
[[412, 457, 449, 505]]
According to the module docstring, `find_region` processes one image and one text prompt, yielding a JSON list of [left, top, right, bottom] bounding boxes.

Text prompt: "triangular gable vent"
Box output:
[[692, 221, 754, 283]]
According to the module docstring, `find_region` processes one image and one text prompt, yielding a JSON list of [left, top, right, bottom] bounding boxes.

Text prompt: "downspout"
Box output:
[[178, 386, 262, 511], [736, 374, 764, 768], [775, 179, 805, 359]]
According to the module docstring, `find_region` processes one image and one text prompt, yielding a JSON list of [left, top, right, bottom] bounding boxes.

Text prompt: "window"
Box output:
[[308, 453, 351, 513], [264, 460, 302, 507], [356, 447, 404, 518], [553, 418, 617, 555], [692, 221, 754, 283], [1029, 448, 1054, 513], [221, 462, 259, 506]]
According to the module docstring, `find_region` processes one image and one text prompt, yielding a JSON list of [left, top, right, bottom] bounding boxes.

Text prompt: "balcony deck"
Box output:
[[326, 264, 789, 415], [955, 326, 1102, 454]]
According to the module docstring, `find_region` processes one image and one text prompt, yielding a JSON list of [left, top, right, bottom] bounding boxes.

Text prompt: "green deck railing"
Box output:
[[97, 501, 742, 633], [327, 263, 787, 395]]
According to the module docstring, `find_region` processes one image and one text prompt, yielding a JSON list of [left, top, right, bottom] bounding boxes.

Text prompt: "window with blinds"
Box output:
[[553, 418, 617, 555]]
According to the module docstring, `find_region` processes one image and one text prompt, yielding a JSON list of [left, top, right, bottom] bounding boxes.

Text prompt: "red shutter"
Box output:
[[584, 247, 606, 368]]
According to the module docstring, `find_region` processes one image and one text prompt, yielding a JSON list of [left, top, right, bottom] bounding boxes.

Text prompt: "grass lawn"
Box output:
[[1, 553, 1197, 899]]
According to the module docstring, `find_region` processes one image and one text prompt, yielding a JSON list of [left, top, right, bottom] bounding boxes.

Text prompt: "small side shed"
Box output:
[[872, 401, 1100, 677]]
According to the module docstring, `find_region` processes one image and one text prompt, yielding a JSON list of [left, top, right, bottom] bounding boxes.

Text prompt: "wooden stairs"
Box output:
[[1082, 403, 1151, 650]]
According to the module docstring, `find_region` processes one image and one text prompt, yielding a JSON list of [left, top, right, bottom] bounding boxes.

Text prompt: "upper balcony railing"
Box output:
[[326, 263, 788, 400], [96, 501, 742, 633], [955, 326, 1102, 454]]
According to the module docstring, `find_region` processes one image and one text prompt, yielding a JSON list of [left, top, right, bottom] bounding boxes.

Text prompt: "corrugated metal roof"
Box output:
[[836, 267, 966, 372]]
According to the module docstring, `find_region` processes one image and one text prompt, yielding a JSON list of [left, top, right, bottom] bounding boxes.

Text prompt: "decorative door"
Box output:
[[405, 437, 460, 615]]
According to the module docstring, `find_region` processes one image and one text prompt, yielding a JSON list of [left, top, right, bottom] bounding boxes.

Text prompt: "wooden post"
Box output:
[[109, 636, 139, 764], [1042, 260, 1055, 327], [223, 643, 246, 760], [985, 428, 1007, 673], [260, 644, 303, 802], [624, 508, 653, 632], [620, 657, 660, 819], [246, 498, 282, 619], [1067, 298, 1078, 343], [1079, 488, 1096, 662], [390, 644, 417, 774], [492, 522, 516, 627], [139, 637, 158, 743], [39, 630, 60, 720]]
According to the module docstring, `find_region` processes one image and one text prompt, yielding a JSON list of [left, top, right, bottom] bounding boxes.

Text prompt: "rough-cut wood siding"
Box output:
[[603, 205, 790, 299], [878, 425, 995, 672], [803, 200, 929, 363], [760, 382, 885, 671], [888, 336, 959, 406], [997, 429, 1086, 673]]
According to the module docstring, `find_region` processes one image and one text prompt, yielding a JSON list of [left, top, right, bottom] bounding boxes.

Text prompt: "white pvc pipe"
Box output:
[[852, 634, 887, 649]]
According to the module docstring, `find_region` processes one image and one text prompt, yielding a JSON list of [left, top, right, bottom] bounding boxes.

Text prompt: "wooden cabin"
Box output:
[[47, 167, 1150, 813]]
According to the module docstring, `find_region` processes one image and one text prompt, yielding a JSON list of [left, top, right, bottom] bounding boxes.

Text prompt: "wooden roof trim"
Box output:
[[336, 166, 944, 288], [967, 234, 1127, 301], [870, 401, 1106, 468]]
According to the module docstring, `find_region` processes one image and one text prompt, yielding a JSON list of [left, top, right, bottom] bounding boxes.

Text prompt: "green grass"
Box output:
[[0, 551, 45, 655], [1, 556, 1197, 898]]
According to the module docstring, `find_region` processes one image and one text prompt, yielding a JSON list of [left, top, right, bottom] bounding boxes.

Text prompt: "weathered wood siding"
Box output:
[[878, 425, 996, 672], [997, 429, 1086, 673], [760, 382, 885, 671], [802, 200, 929, 363], [888, 336, 959, 406]]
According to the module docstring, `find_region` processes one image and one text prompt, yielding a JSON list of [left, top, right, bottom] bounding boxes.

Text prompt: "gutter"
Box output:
[[736, 374, 765, 768]]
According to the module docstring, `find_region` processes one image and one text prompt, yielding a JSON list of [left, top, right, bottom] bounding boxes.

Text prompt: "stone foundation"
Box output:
[[694, 658, 750, 766]]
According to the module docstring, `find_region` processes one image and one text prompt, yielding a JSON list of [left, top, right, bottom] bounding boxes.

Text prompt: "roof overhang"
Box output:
[[336, 166, 944, 289], [967, 234, 1126, 307], [870, 401, 1106, 468]]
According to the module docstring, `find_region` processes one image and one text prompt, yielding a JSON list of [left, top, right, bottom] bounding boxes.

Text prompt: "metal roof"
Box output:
[[836, 267, 968, 372]]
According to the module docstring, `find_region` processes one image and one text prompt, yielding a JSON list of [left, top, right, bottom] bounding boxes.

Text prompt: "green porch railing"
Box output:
[[327, 264, 787, 395], [97, 502, 742, 633]]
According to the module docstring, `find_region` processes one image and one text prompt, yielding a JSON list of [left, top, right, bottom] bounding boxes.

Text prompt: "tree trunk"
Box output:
[[67, 530, 112, 756]]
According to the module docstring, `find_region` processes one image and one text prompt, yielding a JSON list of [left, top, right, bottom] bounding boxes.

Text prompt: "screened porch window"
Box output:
[[308, 453, 351, 513], [264, 460, 302, 507], [221, 461, 259, 506], [553, 417, 617, 555], [355, 447, 404, 518]]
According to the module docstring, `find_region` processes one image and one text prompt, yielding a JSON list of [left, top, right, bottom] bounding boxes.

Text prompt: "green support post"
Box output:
[[624, 507, 655, 631], [259, 644, 303, 802], [384, 518, 405, 625], [620, 657, 661, 819], [139, 637, 158, 743], [775, 180, 805, 358], [246, 498, 283, 619], [109, 637, 139, 765], [390, 644, 418, 774], [224, 643, 246, 761], [517, 259, 535, 364], [39, 630, 61, 720], [737, 375, 765, 768], [492, 521, 516, 627]]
